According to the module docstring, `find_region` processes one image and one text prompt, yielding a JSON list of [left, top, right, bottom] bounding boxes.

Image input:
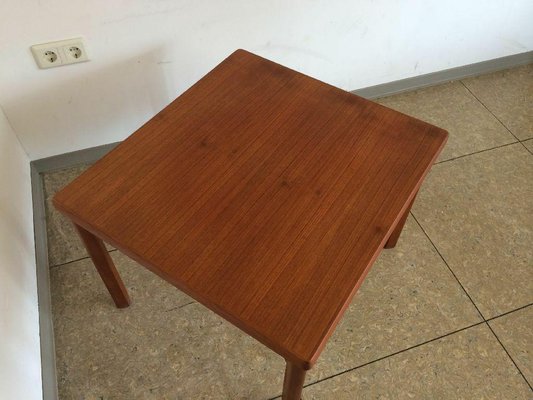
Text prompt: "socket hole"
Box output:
[[43, 51, 58, 63], [68, 46, 82, 59]]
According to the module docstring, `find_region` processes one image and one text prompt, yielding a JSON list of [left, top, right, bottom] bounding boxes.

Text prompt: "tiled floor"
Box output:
[[43, 65, 532, 399]]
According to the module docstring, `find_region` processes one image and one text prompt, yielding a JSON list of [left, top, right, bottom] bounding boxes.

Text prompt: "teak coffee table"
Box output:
[[54, 49, 447, 399]]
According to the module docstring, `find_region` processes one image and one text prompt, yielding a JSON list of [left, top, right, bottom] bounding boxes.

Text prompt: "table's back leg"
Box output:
[[384, 192, 417, 249], [282, 361, 307, 400], [74, 224, 131, 308]]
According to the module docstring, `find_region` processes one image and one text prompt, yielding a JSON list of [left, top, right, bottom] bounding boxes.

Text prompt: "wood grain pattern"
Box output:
[[54, 49, 447, 370]]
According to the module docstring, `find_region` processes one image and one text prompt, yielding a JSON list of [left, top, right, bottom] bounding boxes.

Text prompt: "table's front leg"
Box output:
[[74, 224, 131, 308], [282, 361, 307, 400], [384, 191, 418, 249]]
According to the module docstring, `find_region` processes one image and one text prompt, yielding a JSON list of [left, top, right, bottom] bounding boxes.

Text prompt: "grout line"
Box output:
[[268, 321, 487, 399], [485, 322, 533, 390], [520, 140, 533, 156], [460, 80, 520, 140], [49, 248, 118, 269], [485, 303, 533, 322], [410, 213, 486, 320], [435, 141, 519, 165], [460, 80, 533, 156]]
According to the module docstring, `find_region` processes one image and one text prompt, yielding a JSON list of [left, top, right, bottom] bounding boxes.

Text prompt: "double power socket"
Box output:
[[31, 37, 89, 69]]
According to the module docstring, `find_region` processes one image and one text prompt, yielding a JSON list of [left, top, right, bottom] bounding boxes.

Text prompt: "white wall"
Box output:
[[0, 0, 532, 160], [0, 108, 42, 399]]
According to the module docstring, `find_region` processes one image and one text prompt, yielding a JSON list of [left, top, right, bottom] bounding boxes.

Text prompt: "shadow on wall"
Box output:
[[0, 110, 34, 294], [2, 46, 187, 159]]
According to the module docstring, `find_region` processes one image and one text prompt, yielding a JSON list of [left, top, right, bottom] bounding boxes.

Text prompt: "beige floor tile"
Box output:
[[304, 324, 532, 400], [377, 81, 516, 161], [308, 216, 481, 382], [462, 65, 533, 140], [489, 306, 533, 385], [522, 139, 533, 153], [42, 163, 113, 266], [51, 251, 284, 400], [412, 144, 533, 318]]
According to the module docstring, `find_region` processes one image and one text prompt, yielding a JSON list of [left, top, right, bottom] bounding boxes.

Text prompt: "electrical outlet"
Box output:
[[31, 38, 89, 69]]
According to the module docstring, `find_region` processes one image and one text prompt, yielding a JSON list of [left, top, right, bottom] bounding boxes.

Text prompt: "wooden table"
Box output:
[[54, 49, 447, 399]]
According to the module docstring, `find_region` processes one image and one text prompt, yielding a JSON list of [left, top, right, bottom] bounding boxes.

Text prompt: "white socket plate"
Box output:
[[31, 37, 89, 69]]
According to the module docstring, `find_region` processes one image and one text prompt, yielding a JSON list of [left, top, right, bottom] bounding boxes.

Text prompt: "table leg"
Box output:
[[384, 192, 417, 249], [74, 224, 131, 308], [282, 361, 307, 400]]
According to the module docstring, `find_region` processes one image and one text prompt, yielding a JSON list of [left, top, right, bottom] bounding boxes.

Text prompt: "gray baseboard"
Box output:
[[352, 50, 533, 99], [31, 142, 119, 400], [31, 164, 58, 400], [32, 50, 531, 400], [32, 142, 120, 173]]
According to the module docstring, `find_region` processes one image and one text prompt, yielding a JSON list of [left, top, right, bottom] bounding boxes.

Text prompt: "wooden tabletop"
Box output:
[[54, 49, 447, 370]]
